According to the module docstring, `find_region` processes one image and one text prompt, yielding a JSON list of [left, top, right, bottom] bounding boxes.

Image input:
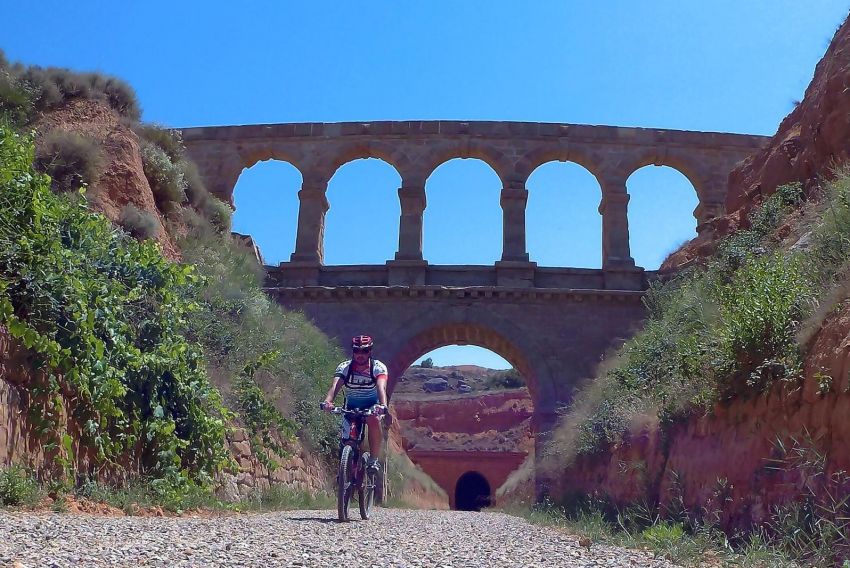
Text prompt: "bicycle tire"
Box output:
[[337, 444, 355, 522], [359, 453, 374, 520]]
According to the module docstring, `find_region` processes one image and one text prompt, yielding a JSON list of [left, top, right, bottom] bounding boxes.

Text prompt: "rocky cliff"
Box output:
[[392, 389, 534, 454], [561, 12, 850, 531], [663, 12, 850, 271], [35, 98, 181, 260]]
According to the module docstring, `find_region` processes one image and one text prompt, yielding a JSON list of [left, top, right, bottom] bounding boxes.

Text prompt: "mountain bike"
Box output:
[[323, 405, 383, 522]]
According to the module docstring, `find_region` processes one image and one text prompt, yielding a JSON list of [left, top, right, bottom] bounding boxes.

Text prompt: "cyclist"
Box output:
[[322, 334, 388, 473]]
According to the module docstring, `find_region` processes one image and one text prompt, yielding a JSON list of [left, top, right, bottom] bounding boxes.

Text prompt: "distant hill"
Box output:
[[393, 363, 524, 396]]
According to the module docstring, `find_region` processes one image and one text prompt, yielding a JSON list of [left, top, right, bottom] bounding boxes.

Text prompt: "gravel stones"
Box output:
[[0, 508, 679, 567]]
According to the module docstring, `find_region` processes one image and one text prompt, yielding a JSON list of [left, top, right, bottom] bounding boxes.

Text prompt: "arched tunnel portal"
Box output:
[[455, 471, 492, 511]]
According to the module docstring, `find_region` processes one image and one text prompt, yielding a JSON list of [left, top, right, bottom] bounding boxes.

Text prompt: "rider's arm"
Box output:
[[324, 375, 343, 406], [376, 373, 388, 406], [374, 360, 389, 407]]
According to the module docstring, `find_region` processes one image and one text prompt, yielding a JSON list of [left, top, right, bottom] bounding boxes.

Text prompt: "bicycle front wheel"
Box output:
[[337, 444, 355, 522], [359, 453, 374, 520]]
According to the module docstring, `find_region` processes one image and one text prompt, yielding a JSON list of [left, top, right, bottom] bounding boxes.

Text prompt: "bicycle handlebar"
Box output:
[[320, 402, 384, 417]]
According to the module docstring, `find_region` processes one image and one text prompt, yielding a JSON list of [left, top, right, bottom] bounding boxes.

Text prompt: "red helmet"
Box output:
[[352, 335, 373, 350]]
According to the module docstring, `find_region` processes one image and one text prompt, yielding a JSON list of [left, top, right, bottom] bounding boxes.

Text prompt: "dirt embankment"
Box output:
[[556, 303, 850, 529], [1, 100, 340, 502], [562, 13, 850, 529], [662, 12, 850, 272], [35, 98, 181, 260]]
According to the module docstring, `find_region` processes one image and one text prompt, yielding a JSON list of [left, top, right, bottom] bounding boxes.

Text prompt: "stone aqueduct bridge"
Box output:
[[182, 121, 767, 496], [181, 120, 767, 268]]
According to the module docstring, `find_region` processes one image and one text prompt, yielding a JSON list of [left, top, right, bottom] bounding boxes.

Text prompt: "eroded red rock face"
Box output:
[[726, 16, 850, 217], [557, 303, 850, 529], [36, 99, 182, 261], [392, 389, 534, 454], [662, 13, 850, 272]]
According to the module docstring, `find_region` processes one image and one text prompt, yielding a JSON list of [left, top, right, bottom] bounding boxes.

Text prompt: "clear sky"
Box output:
[[3, 1, 847, 369]]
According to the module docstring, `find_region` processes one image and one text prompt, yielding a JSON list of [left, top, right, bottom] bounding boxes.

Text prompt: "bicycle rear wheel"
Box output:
[[337, 444, 355, 522], [358, 453, 375, 520]]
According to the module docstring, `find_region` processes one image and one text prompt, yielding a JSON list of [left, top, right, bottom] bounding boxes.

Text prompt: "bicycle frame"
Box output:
[[329, 406, 380, 521]]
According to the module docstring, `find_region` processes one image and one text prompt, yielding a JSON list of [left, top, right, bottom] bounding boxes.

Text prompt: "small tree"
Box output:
[[420, 357, 434, 368]]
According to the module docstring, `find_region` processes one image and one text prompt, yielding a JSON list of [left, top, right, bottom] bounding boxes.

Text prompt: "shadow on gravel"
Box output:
[[286, 517, 341, 524]]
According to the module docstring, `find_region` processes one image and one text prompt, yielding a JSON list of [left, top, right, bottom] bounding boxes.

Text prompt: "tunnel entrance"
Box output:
[[455, 471, 491, 511]]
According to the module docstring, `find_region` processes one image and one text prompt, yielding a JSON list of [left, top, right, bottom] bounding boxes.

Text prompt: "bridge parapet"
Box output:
[[265, 263, 655, 290]]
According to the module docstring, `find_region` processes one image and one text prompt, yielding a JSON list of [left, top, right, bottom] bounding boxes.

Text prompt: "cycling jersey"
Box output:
[[334, 358, 388, 409]]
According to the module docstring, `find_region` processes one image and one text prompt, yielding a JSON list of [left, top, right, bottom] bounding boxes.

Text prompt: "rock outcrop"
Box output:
[[566, 12, 850, 530], [662, 12, 850, 271], [555, 302, 850, 529], [35, 98, 181, 260], [392, 389, 534, 453]]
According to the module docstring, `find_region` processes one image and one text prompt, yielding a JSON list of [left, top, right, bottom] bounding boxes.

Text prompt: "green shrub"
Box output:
[[135, 123, 183, 163], [0, 465, 40, 507], [485, 367, 525, 389], [233, 352, 298, 469], [34, 129, 103, 193], [141, 141, 187, 205], [0, 66, 35, 126], [239, 486, 335, 512], [419, 357, 434, 368], [0, 126, 231, 484], [181, 159, 210, 208], [15, 63, 140, 121], [119, 204, 160, 240], [203, 196, 233, 233], [178, 228, 342, 460], [76, 475, 225, 514]]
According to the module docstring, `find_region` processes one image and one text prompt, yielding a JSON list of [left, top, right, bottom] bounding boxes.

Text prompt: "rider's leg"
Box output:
[[366, 415, 382, 461]]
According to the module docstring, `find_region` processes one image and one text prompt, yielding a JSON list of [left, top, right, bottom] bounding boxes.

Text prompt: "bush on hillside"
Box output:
[[118, 204, 160, 240], [485, 368, 525, 389], [0, 66, 34, 126], [34, 129, 103, 193], [181, 158, 211, 208], [178, 223, 342, 459], [203, 196, 233, 233], [0, 49, 141, 122], [0, 125, 231, 484], [546, 182, 819, 462], [141, 141, 187, 206], [0, 466, 40, 507], [135, 123, 183, 163]]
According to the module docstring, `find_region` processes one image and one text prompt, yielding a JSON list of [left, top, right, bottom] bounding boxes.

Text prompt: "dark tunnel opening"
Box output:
[[455, 471, 492, 511]]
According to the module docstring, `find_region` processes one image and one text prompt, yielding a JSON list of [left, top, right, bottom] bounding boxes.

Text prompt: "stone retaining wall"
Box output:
[[217, 428, 330, 502]]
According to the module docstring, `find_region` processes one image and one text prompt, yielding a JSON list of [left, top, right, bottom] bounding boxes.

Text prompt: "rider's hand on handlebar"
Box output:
[[373, 404, 387, 416], [320, 400, 335, 413]]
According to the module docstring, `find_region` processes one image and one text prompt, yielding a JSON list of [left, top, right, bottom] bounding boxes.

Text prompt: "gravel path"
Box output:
[[0, 508, 679, 567]]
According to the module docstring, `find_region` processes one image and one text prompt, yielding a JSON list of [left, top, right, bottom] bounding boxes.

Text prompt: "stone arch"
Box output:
[[524, 159, 604, 268], [324, 142, 407, 184], [386, 322, 541, 403], [236, 145, 307, 180], [422, 156, 504, 264], [618, 150, 705, 204], [231, 157, 304, 264], [514, 146, 605, 187], [626, 164, 699, 269], [420, 141, 512, 186], [455, 471, 492, 511], [324, 157, 402, 264]]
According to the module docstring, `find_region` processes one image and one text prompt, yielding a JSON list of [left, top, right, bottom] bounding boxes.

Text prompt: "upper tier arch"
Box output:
[[180, 121, 768, 267]]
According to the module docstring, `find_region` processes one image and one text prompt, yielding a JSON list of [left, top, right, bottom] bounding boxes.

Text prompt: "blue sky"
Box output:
[[4, 2, 847, 369]]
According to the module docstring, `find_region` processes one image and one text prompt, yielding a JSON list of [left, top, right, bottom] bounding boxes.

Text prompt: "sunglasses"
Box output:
[[353, 347, 371, 354]]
